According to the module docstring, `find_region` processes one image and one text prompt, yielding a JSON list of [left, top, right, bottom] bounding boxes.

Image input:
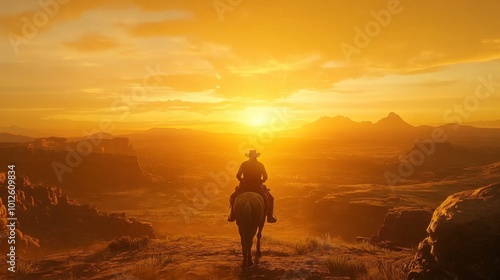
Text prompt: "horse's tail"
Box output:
[[235, 192, 265, 232], [241, 200, 252, 234]]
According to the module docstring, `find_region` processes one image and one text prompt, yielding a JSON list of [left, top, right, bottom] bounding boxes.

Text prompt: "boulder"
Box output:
[[374, 207, 432, 248], [408, 183, 500, 280]]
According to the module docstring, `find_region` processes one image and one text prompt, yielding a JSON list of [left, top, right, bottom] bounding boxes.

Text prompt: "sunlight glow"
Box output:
[[243, 107, 273, 127]]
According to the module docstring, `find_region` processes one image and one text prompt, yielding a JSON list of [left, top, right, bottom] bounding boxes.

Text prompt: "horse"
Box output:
[[234, 191, 266, 267]]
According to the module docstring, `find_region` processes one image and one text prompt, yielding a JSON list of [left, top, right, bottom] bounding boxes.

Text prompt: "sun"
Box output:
[[249, 115, 268, 127], [243, 107, 272, 127]]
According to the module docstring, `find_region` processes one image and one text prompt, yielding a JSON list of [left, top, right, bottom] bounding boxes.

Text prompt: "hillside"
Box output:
[[7, 234, 411, 280], [0, 133, 33, 143], [0, 126, 47, 139]]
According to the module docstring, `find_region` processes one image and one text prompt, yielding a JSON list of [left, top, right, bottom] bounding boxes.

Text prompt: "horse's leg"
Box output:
[[247, 237, 253, 266], [238, 228, 247, 267], [241, 233, 247, 267], [256, 225, 263, 257]]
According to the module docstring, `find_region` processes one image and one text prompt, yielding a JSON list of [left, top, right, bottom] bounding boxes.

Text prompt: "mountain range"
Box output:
[[2, 113, 500, 147]]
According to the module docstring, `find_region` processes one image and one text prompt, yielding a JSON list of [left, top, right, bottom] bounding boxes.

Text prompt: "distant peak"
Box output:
[[376, 112, 413, 127], [333, 115, 353, 121], [387, 112, 401, 119], [316, 115, 354, 123]]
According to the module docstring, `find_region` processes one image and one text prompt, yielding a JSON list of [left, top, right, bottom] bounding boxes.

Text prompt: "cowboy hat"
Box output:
[[245, 149, 261, 157]]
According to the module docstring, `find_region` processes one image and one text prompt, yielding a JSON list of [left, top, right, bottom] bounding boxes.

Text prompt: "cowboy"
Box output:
[[227, 150, 277, 223]]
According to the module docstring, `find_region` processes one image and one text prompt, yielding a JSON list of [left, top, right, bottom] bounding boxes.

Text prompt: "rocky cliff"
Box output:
[[0, 173, 156, 256], [372, 207, 432, 248], [0, 137, 149, 191]]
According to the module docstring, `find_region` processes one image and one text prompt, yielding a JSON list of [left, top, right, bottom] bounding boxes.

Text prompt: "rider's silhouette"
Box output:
[[228, 150, 277, 223]]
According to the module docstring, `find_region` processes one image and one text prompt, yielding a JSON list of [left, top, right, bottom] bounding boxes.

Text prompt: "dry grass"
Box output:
[[260, 235, 284, 245], [325, 255, 408, 280], [263, 234, 386, 256], [86, 236, 150, 263], [343, 240, 383, 254], [130, 253, 177, 280], [325, 255, 368, 278], [14, 261, 36, 278], [294, 242, 309, 255], [107, 236, 150, 252], [263, 234, 341, 255], [293, 236, 338, 255], [365, 260, 407, 280], [258, 234, 408, 279], [165, 233, 205, 242], [86, 248, 111, 262]]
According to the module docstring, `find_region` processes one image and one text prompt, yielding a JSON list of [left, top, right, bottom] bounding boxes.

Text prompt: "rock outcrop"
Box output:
[[0, 197, 41, 255], [373, 207, 432, 248], [408, 183, 500, 280], [0, 173, 156, 255], [0, 138, 148, 191], [311, 196, 389, 240]]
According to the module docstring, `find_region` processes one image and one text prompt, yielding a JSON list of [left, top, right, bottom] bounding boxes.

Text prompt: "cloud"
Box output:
[[4, 0, 500, 74], [2, 0, 500, 131], [151, 73, 218, 92], [119, 98, 306, 115], [63, 33, 119, 52], [137, 99, 228, 114], [119, 0, 500, 73]]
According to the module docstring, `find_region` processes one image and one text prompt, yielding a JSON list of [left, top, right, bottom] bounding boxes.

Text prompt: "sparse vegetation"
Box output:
[[269, 249, 291, 257], [344, 240, 383, 254], [86, 236, 150, 263], [325, 255, 368, 278], [165, 233, 205, 242], [292, 236, 328, 254], [325, 255, 408, 280], [130, 253, 177, 280], [366, 260, 408, 280], [107, 236, 150, 252], [86, 248, 111, 262], [251, 235, 409, 278], [294, 242, 308, 255], [260, 235, 284, 245], [313, 234, 339, 250], [14, 261, 36, 278], [266, 234, 340, 255]]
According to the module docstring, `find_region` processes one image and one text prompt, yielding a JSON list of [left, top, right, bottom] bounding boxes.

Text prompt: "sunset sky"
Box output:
[[1, 0, 500, 134]]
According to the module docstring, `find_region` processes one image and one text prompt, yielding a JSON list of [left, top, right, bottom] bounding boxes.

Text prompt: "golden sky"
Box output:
[[1, 0, 500, 134]]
